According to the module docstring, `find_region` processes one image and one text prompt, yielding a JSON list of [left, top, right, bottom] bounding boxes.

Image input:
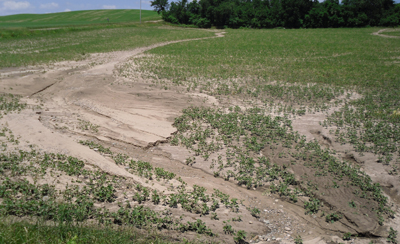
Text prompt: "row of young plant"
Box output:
[[0, 94, 25, 151], [0, 147, 252, 242], [132, 60, 400, 178], [323, 87, 400, 165], [78, 140, 249, 214], [171, 105, 394, 229], [0, 94, 27, 118], [126, 26, 399, 170], [121, 57, 347, 114], [0, 93, 250, 242], [79, 140, 176, 181]]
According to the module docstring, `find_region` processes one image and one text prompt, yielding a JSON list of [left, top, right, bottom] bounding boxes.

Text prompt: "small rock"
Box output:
[[278, 209, 284, 213], [263, 220, 270, 224], [251, 235, 259, 242], [285, 227, 291, 231], [275, 200, 279, 202], [308, 231, 313, 235], [94, 148, 98, 151], [36, 111, 42, 114], [249, 221, 253, 224]]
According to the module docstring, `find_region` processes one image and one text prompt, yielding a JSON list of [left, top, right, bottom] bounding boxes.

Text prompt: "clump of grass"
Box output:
[[0, 94, 26, 117], [79, 140, 113, 154], [78, 119, 99, 133]]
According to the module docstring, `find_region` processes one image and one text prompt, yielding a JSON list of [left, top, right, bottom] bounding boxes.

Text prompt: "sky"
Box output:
[[1, 0, 400, 16], [0, 0, 153, 16]]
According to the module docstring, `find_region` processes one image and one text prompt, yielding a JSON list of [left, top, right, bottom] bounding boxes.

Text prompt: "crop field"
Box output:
[[135, 27, 400, 160], [0, 9, 160, 28], [382, 29, 400, 37], [0, 12, 400, 244], [0, 23, 214, 67]]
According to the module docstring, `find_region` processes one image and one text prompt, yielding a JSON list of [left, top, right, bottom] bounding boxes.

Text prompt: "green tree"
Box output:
[[151, 0, 170, 14], [161, 0, 397, 28], [380, 3, 400, 27], [280, 0, 315, 28], [342, 0, 395, 26], [269, 0, 284, 27]]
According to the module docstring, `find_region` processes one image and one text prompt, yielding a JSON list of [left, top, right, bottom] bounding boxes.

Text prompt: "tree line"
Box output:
[[150, 0, 400, 28]]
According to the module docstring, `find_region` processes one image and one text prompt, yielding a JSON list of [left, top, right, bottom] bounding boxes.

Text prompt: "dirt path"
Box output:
[[372, 28, 400, 38]]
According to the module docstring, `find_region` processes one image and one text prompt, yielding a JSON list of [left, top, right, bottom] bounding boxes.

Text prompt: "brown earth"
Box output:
[[0, 29, 399, 243]]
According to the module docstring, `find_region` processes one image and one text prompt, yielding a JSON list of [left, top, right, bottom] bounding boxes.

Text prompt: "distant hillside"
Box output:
[[0, 9, 161, 28]]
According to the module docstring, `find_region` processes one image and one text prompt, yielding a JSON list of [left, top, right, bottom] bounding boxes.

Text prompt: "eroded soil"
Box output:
[[0, 29, 399, 244]]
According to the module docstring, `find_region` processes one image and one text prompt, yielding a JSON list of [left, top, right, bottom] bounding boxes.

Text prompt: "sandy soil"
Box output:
[[1, 29, 399, 243]]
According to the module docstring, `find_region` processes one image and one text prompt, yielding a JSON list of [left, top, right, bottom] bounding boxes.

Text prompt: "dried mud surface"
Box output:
[[0, 29, 399, 244]]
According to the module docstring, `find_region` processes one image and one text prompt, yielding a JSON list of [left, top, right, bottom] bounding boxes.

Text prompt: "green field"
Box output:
[[0, 23, 214, 67], [0, 9, 161, 28], [137, 28, 399, 88], [382, 29, 400, 36]]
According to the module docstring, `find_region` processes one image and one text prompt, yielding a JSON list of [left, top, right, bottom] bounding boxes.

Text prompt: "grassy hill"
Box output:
[[0, 9, 161, 28]]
